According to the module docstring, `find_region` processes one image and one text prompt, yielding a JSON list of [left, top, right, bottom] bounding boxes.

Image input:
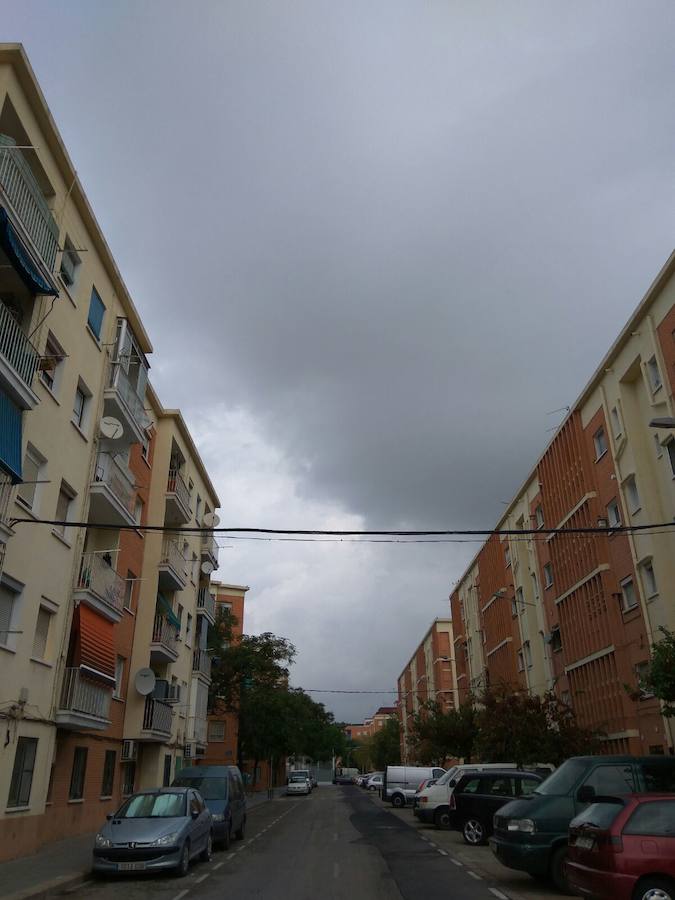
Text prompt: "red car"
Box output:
[[567, 794, 675, 900]]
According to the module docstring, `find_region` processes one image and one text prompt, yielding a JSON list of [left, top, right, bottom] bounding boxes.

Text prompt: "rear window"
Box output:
[[571, 802, 624, 830], [624, 801, 675, 836], [642, 761, 675, 792], [173, 776, 227, 801]]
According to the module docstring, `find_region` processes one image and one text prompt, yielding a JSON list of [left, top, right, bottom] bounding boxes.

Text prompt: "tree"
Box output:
[[640, 627, 675, 717], [370, 717, 402, 770], [409, 701, 476, 764]]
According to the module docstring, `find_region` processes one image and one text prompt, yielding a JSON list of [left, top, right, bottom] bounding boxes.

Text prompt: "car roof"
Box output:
[[460, 769, 540, 778], [132, 786, 191, 794], [176, 766, 239, 777]]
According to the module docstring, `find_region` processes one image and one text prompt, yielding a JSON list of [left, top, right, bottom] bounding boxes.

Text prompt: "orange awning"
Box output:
[[73, 604, 116, 682]]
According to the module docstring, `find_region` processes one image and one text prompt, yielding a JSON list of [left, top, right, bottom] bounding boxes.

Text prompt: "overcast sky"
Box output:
[[5, 2, 675, 721]]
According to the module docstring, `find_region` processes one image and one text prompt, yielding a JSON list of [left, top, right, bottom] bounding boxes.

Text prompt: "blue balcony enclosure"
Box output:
[[0, 388, 22, 482]]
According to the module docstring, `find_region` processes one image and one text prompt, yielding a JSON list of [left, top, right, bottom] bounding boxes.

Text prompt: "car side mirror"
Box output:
[[577, 785, 595, 804], [106, 813, 113, 821], [448, 779, 457, 788], [191, 809, 200, 820]]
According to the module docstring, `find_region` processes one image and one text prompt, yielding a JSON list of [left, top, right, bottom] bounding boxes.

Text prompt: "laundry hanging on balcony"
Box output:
[[0, 388, 22, 482], [157, 592, 181, 630], [0, 206, 58, 296], [70, 604, 116, 684]]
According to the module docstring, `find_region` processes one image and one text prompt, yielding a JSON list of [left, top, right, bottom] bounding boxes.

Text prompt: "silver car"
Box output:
[[92, 787, 213, 877], [287, 773, 311, 795]]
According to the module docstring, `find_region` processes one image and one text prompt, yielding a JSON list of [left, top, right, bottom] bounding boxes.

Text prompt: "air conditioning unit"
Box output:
[[60, 250, 77, 286], [166, 684, 181, 704], [184, 743, 193, 759], [121, 740, 138, 761]]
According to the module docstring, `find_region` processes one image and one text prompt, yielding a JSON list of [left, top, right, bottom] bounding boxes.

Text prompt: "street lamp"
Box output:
[[649, 417, 675, 428]]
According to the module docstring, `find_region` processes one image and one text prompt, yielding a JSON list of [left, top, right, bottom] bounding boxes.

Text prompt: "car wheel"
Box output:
[[434, 807, 452, 830], [549, 845, 570, 893], [175, 842, 190, 877], [462, 817, 486, 845], [634, 878, 675, 900], [200, 832, 213, 862], [391, 794, 405, 808], [235, 818, 246, 841]]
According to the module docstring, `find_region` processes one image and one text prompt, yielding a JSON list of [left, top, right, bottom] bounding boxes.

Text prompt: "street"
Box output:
[[58, 786, 569, 900]]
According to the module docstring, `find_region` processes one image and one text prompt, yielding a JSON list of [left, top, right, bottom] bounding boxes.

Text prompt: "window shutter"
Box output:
[[32, 607, 50, 659], [87, 288, 105, 339], [0, 585, 15, 645]]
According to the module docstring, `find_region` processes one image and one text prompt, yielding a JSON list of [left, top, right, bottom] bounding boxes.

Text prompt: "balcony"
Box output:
[[0, 473, 13, 543], [74, 551, 125, 623], [201, 531, 219, 570], [0, 299, 40, 409], [55, 668, 112, 730], [158, 537, 188, 591], [192, 649, 212, 683], [0, 137, 59, 277], [165, 469, 191, 524], [142, 696, 172, 740], [196, 587, 216, 624], [103, 364, 150, 446], [150, 613, 179, 664], [88, 452, 136, 527]]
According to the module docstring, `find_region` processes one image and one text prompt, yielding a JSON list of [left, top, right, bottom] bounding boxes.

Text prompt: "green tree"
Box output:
[[370, 717, 402, 770], [640, 627, 675, 717], [409, 701, 476, 764]]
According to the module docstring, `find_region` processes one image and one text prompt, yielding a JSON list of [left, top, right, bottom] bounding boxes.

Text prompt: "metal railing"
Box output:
[[160, 537, 188, 580], [59, 668, 111, 720], [93, 452, 135, 515], [0, 138, 60, 271], [143, 696, 172, 734], [197, 587, 216, 620], [0, 300, 40, 389], [166, 468, 190, 512], [0, 473, 13, 527], [152, 613, 178, 649], [108, 363, 150, 432], [192, 649, 212, 679], [77, 551, 125, 614], [201, 531, 219, 563]]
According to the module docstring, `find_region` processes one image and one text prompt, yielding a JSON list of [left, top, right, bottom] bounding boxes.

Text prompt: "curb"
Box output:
[[4, 870, 91, 900]]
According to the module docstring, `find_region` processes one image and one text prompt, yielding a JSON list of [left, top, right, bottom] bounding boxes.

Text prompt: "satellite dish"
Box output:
[[201, 561, 214, 575], [134, 668, 156, 696], [100, 416, 124, 440], [203, 512, 220, 527]]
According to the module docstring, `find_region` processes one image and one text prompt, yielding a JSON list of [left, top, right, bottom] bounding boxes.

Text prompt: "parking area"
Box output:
[[372, 795, 577, 900]]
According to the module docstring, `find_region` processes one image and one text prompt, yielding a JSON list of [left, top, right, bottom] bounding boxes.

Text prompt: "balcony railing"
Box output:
[[152, 613, 178, 648], [143, 696, 172, 734], [0, 300, 40, 389], [167, 469, 190, 511], [77, 551, 125, 614], [59, 668, 111, 720], [201, 531, 219, 563], [0, 473, 13, 529], [197, 587, 216, 620], [160, 537, 188, 580], [0, 138, 60, 271], [192, 649, 212, 679], [93, 452, 135, 515], [108, 363, 150, 433]]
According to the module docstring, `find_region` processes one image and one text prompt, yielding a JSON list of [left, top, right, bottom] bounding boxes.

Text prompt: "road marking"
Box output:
[[489, 889, 509, 900], [333, 862, 340, 879], [437, 849, 448, 856], [333, 831, 338, 841], [195, 873, 210, 884], [450, 857, 463, 866], [420, 836, 430, 842], [213, 861, 224, 869], [226, 853, 235, 860], [467, 870, 482, 880], [171, 891, 189, 900]]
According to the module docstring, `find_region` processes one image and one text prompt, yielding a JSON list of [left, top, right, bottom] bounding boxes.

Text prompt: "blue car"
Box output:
[[173, 765, 247, 849]]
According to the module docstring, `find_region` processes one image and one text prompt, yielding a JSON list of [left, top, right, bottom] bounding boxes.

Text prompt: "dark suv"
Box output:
[[443, 770, 543, 845]]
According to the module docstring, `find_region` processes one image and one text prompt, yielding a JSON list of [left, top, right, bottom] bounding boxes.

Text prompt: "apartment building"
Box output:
[[397, 619, 458, 762], [344, 706, 398, 743], [450, 250, 675, 757]]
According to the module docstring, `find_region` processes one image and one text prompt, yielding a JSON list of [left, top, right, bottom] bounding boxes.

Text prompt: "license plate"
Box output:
[[117, 861, 146, 871], [576, 835, 595, 850]]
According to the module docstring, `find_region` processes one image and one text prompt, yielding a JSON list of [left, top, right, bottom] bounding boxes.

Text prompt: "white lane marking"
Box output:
[[420, 836, 431, 842], [333, 862, 340, 879], [489, 890, 509, 900], [437, 849, 448, 856], [450, 857, 463, 866], [467, 870, 482, 880], [172, 891, 189, 900], [195, 873, 210, 884], [226, 853, 235, 860], [333, 831, 338, 841], [213, 861, 224, 869]]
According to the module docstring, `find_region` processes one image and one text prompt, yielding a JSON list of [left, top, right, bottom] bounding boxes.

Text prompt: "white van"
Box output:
[[413, 763, 519, 827], [383, 766, 447, 807]]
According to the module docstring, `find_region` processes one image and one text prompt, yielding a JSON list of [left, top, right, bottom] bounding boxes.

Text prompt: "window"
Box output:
[[124, 571, 136, 611], [515, 586, 524, 613], [461, 777, 483, 794], [39, 332, 65, 395], [163, 754, 172, 787], [185, 613, 193, 646], [113, 656, 125, 699], [620, 576, 638, 612], [59, 236, 80, 288], [32, 606, 53, 660], [610, 406, 622, 439], [188, 478, 194, 501], [624, 800, 675, 835], [584, 764, 635, 795], [134, 497, 143, 526], [53, 480, 75, 539], [550, 627, 562, 653], [191, 553, 198, 583], [543, 562, 553, 588], [7, 737, 38, 808], [208, 720, 226, 742], [607, 499, 621, 529], [122, 762, 135, 796], [517, 650, 524, 672], [87, 287, 105, 340], [141, 433, 150, 463], [519, 777, 540, 796], [535, 505, 544, 529], [176, 604, 184, 636], [646, 356, 662, 393], [0, 579, 19, 649], [654, 433, 664, 458], [504, 546, 511, 568], [641, 560, 658, 598], [69, 747, 88, 800], [531, 571, 540, 602], [523, 640, 532, 668], [16, 444, 45, 511], [195, 494, 202, 523], [72, 380, 91, 430], [624, 475, 640, 513], [593, 427, 608, 459], [101, 750, 116, 797], [667, 440, 675, 477]]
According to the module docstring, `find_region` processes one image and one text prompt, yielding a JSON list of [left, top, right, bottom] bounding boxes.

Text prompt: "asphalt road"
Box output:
[[64, 786, 529, 900]]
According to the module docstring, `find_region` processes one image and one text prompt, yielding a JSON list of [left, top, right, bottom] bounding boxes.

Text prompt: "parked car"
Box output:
[[567, 795, 675, 900], [366, 773, 384, 791], [172, 765, 246, 849], [92, 787, 212, 878], [290, 769, 312, 790], [414, 763, 520, 821], [383, 766, 447, 808], [490, 755, 675, 893], [333, 773, 356, 785], [287, 773, 311, 795], [358, 772, 375, 787], [422, 770, 543, 844]]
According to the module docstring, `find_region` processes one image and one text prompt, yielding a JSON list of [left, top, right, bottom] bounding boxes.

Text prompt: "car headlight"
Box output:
[[212, 813, 225, 822], [95, 833, 112, 848], [149, 831, 179, 847], [506, 818, 536, 833]]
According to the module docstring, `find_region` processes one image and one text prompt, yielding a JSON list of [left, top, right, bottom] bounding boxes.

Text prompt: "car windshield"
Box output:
[[290, 775, 307, 782], [535, 759, 589, 795], [116, 792, 186, 818], [571, 802, 624, 830], [173, 776, 227, 801], [436, 766, 459, 786]]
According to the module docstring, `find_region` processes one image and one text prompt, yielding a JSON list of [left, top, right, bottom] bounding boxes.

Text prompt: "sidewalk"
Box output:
[[2, 788, 281, 900]]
